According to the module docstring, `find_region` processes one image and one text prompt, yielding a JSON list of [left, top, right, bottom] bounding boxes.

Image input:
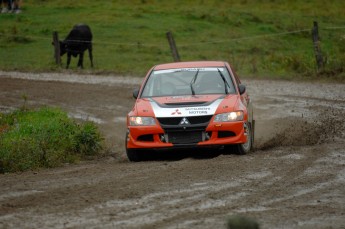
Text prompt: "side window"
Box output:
[[227, 65, 241, 94], [233, 70, 241, 85], [221, 68, 236, 94]]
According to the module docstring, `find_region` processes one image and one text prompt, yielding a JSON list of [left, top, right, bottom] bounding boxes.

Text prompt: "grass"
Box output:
[[226, 215, 260, 229], [0, 107, 103, 173], [0, 0, 344, 80]]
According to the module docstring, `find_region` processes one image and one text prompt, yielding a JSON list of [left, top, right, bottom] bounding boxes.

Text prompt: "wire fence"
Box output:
[[1, 26, 344, 47], [0, 23, 344, 75]]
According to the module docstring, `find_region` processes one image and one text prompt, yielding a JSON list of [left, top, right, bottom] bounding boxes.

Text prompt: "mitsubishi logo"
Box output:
[[179, 117, 190, 125], [171, 109, 182, 115]]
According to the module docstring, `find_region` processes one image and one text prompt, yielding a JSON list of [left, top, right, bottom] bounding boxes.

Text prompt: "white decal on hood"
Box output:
[[150, 99, 223, 117]]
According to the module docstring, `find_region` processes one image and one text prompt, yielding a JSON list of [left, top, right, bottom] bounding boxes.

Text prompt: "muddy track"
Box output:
[[0, 72, 344, 228]]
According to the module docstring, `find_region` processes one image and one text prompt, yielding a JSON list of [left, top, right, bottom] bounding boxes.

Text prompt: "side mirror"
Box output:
[[133, 88, 139, 99], [238, 84, 246, 95]]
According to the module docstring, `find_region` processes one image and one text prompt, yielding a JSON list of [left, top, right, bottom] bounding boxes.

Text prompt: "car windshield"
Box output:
[[141, 67, 236, 98]]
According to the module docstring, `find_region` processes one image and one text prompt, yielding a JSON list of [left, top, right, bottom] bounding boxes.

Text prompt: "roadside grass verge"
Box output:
[[0, 0, 344, 81], [0, 107, 103, 173]]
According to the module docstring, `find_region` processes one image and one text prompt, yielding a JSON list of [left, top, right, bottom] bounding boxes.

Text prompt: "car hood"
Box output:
[[134, 94, 239, 118]]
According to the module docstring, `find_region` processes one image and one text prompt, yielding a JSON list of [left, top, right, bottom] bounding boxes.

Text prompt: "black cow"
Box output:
[[59, 24, 93, 69]]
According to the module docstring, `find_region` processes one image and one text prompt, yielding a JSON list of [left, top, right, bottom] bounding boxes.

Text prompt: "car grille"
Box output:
[[157, 116, 213, 145]]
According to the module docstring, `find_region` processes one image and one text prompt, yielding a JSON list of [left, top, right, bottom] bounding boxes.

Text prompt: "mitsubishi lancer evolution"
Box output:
[[126, 61, 254, 161]]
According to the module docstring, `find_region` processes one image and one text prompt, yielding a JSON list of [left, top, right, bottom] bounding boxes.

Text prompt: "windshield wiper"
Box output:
[[190, 69, 199, 95], [217, 68, 229, 94]]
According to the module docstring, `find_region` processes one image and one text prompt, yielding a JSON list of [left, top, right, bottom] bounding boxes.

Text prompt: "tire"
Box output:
[[235, 122, 253, 155], [125, 132, 141, 162], [251, 119, 255, 148], [126, 148, 142, 162], [224, 122, 253, 155]]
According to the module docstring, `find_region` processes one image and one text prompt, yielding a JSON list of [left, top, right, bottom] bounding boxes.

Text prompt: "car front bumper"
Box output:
[[126, 121, 247, 149]]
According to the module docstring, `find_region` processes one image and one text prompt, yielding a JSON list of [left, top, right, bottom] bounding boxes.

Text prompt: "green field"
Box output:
[[0, 0, 344, 80]]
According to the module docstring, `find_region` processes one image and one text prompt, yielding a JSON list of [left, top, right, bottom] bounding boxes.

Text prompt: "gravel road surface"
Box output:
[[0, 71, 344, 228]]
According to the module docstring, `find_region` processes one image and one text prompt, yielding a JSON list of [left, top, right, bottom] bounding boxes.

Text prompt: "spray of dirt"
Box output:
[[256, 107, 345, 150]]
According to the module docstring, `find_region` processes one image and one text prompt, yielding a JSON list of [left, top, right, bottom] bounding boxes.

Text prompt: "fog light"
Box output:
[[160, 134, 169, 143], [205, 132, 211, 140]]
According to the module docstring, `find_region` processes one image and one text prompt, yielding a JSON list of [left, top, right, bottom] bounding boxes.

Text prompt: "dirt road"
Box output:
[[0, 71, 344, 228]]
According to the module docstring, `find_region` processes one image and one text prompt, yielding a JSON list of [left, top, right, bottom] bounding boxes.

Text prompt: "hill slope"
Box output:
[[0, 0, 344, 79]]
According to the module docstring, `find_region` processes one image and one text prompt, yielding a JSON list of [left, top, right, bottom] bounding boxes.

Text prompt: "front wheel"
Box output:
[[125, 132, 141, 162], [126, 148, 142, 162], [235, 122, 253, 155], [224, 122, 253, 155]]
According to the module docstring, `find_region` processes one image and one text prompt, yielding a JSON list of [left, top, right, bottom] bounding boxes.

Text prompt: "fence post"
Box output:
[[312, 21, 324, 71], [52, 31, 61, 66], [166, 31, 180, 62]]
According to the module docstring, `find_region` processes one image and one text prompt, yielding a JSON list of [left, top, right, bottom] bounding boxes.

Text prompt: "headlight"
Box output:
[[214, 111, 244, 122], [129, 116, 156, 126]]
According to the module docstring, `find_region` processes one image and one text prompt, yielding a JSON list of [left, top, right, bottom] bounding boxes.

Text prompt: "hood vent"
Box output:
[[164, 101, 207, 106]]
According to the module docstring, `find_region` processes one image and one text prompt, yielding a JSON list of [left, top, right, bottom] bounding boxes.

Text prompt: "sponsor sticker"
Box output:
[[185, 107, 210, 115], [150, 99, 222, 117], [171, 109, 182, 115]]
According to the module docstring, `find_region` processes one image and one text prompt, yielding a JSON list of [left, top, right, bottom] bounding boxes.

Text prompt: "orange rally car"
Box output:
[[126, 61, 254, 161]]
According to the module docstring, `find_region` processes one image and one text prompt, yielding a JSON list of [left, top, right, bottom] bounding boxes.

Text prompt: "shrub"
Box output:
[[0, 107, 103, 173], [74, 122, 103, 156], [226, 215, 260, 229]]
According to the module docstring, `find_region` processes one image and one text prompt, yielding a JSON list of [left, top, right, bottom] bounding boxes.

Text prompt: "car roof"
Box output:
[[153, 61, 226, 70]]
